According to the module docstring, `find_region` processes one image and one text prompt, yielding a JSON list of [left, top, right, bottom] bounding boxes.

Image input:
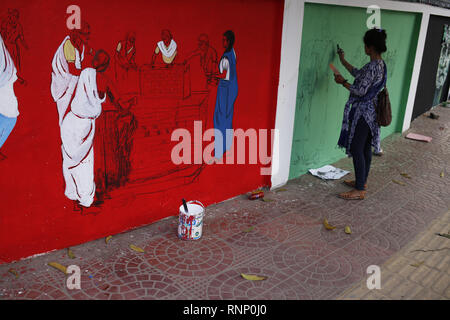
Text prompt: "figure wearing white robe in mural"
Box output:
[[61, 67, 106, 207], [51, 24, 91, 126], [0, 33, 18, 160], [58, 48, 109, 209], [151, 29, 177, 66]]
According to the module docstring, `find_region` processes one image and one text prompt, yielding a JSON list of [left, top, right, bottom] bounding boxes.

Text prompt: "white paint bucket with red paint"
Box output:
[[178, 200, 205, 240]]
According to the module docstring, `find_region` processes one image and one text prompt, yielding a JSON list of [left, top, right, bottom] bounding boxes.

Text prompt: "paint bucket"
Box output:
[[178, 200, 205, 240]]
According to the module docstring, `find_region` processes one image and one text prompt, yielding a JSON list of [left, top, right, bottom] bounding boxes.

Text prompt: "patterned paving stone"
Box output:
[[376, 208, 428, 248], [243, 219, 291, 244], [358, 228, 402, 256], [1, 106, 449, 300], [294, 248, 366, 295], [402, 190, 448, 218], [144, 234, 234, 277], [0, 265, 71, 300], [206, 267, 311, 300], [206, 209, 271, 239], [272, 239, 336, 275], [66, 255, 182, 300], [337, 228, 399, 275], [267, 212, 322, 243], [224, 230, 282, 249], [339, 209, 450, 300]]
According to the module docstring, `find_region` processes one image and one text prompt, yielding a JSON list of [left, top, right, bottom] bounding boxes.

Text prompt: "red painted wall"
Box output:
[[0, 0, 284, 263]]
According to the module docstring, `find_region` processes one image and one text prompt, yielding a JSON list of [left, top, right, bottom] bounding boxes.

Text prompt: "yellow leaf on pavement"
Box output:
[[241, 273, 267, 281], [344, 226, 352, 234], [67, 248, 75, 259], [105, 236, 113, 244], [323, 218, 336, 230], [8, 268, 19, 279], [48, 262, 67, 274], [130, 244, 145, 253], [392, 180, 405, 186], [410, 261, 424, 268]]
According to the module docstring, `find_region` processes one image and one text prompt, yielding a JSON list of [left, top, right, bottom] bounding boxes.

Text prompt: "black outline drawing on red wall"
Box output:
[[1, 9, 28, 84], [52, 25, 218, 214]]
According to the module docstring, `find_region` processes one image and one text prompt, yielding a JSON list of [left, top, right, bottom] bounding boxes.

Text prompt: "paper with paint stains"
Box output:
[[309, 165, 349, 180]]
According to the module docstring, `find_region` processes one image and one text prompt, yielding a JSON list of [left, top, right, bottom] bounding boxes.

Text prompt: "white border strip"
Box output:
[[271, 0, 450, 189], [271, 0, 304, 189], [402, 12, 430, 131], [306, 0, 450, 15]]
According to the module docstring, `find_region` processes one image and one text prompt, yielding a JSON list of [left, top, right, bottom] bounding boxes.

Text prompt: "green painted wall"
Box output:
[[289, 3, 421, 179]]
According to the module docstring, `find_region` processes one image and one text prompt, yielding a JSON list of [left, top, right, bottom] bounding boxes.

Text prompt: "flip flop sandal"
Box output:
[[343, 180, 367, 189], [338, 191, 366, 200]]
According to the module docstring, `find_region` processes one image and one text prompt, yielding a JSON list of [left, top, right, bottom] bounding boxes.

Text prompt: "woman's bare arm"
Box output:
[[338, 49, 355, 75]]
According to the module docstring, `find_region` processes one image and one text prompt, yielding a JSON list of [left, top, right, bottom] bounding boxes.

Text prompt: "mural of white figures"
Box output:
[[0, 33, 18, 161], [60, 61, 107, 209], [52, 35, 111, 210]]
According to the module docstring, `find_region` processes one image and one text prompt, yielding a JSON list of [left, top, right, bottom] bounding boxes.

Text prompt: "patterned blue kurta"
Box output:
[[338, 60, 386, 156]]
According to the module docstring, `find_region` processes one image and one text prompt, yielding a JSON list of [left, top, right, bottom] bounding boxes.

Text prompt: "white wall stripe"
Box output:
[[271, 0, 304, 189], [402, 12, 430, 132]]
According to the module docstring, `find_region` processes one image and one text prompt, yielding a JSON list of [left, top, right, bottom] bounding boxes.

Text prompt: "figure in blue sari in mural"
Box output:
[[214, 30, 238, 158]]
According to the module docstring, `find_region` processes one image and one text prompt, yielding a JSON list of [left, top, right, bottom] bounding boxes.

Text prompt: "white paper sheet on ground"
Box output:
[[309, 165, 350, 180]]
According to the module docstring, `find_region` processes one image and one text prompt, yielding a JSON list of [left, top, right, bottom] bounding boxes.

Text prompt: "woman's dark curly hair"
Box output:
[[363, 28, 387, 53], [223, 30, 235, 53]]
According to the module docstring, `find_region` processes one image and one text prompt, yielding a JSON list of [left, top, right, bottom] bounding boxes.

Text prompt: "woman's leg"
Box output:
[[350, 118, 370, 191], [363, 128, 373, 185]]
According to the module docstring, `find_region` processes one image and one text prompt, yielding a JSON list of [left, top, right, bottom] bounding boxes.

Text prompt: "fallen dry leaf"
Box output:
[[8, 268, 19, 279], [129, 244, 145, 253], [243, 226, 255, 233], [410, 261, 424, 268], [48, 262, 67, 274], [440, 171, 445, 178], [436, 233, 450, 240], [241, 273, 267, 281], [261, 198, 274, 202], [344, 226, 352, 234], [411, 248, 450, 253], [105, 236, 113, 244], [323, 218, 336, 230], [275, 188, 288, 193], [392, 180, 405, 186], [67, 248, 75, 259], [400, 173, 412, 179]]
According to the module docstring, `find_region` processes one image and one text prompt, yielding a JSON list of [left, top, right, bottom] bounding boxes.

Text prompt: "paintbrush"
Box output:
[[329, 63, 342, 76], [182, 198, 189, 213]]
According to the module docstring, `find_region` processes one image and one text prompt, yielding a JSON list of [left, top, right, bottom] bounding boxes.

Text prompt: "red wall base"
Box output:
[[0, 0, 283, 263]]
